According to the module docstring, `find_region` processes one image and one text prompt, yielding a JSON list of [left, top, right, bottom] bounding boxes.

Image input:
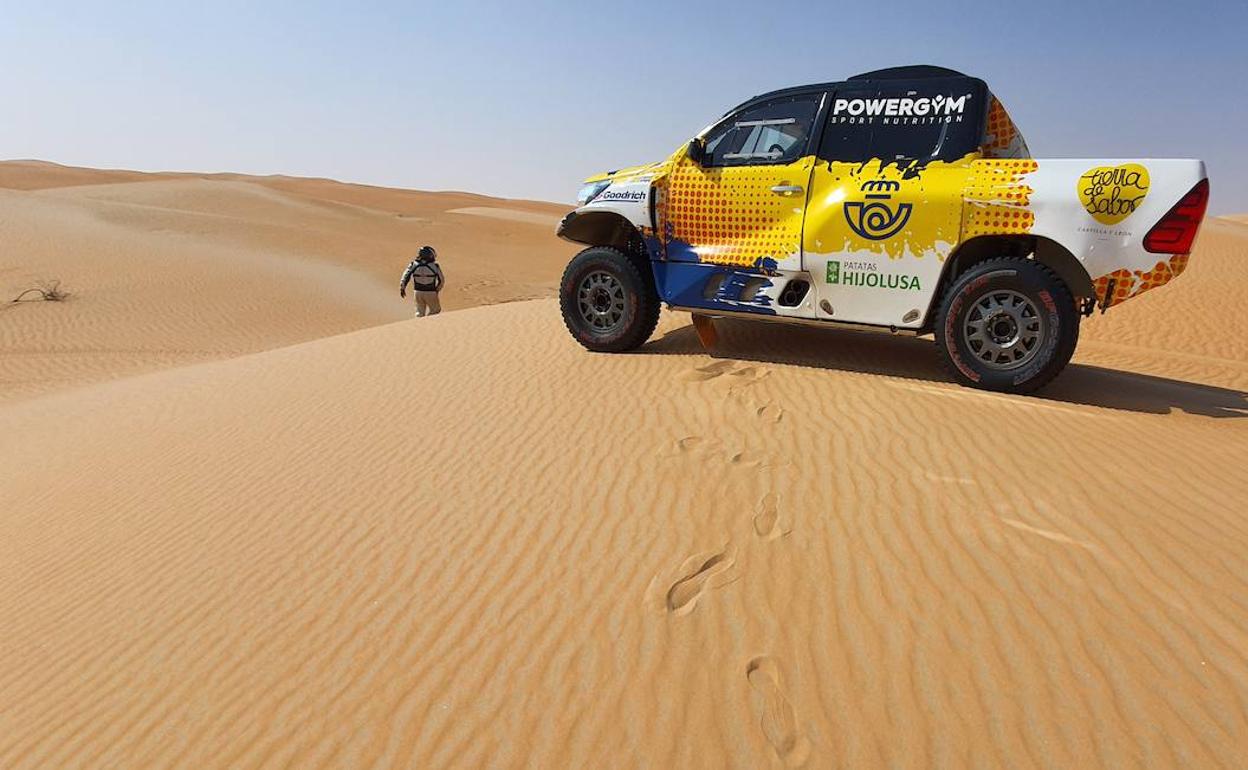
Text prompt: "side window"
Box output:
[[821, 83, 984, 164], [868, 86, 965, 161], [819, 89, 873, 163], [702, 94, 822, 168]]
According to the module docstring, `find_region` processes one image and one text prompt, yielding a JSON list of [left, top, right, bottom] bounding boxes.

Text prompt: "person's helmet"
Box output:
[[418, 245, 436, 260]]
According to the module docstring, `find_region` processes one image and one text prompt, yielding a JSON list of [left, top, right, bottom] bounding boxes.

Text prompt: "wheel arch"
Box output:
[[922, 235, 1094, 330], [558, 210, 645, 252]]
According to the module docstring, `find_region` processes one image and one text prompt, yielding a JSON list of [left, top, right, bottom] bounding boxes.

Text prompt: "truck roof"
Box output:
[[730, 65, 987, 115]]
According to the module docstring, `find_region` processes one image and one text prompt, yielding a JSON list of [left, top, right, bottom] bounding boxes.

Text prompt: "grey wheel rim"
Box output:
[[577, 270, 626, 333], [963, 289, 1044, 370]]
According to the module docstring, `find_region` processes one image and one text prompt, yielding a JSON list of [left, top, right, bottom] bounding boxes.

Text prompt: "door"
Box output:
[[802, 80, 986, 328], [661, 92, 824, 274]]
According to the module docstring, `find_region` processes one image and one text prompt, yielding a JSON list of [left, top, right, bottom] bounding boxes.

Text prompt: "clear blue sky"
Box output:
[[3, 1, 1245, 213]]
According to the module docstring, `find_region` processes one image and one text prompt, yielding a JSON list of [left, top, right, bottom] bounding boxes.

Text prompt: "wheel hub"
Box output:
[[989, 315, 1018, 343], [963, 290, 1043, 370], [577, 271, 626, 333]]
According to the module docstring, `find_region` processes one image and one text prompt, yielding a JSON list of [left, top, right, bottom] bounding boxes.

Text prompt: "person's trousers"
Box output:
[[414, 291, 441, 317]]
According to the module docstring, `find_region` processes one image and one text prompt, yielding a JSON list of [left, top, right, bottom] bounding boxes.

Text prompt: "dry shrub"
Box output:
[[11, 280, 70, 304]]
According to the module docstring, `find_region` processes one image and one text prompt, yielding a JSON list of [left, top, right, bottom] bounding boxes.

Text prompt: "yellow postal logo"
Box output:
[[1078, 163, 1150, 225]]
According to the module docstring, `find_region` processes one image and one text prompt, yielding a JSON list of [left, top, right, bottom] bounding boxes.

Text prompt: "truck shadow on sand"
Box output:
[[643, 320, 1248, 419]]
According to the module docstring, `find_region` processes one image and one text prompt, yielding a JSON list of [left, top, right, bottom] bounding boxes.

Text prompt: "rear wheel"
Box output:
[[934, 257, 1079, 394], [559, 246, 660, 352]]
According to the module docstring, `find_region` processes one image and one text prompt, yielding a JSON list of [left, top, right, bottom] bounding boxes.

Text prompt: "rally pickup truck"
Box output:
[[555, 65, 1209, 393]]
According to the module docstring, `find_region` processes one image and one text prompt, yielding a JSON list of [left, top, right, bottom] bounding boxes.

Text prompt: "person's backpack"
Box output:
[[411, 259, 441, 291]]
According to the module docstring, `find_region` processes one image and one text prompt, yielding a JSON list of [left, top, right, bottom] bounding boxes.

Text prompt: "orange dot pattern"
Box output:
[[1168, 252, 1191, 279], [664, 163, 805, 267], [980, 97, 1027, 159], [1092, 269, 1137, 308], [962, 159, 1039, 239], [1094, 253, 1190, 308]]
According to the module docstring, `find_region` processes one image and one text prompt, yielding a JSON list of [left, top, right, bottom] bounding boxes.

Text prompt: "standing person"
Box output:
[[399, 245, 445, 318]]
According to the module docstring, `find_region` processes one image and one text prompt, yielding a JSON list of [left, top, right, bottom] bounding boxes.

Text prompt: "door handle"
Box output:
[[770, 185, 804, 195]]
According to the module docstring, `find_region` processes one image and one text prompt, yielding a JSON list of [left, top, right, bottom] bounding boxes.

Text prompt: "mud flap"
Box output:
[[691, 313, 718, 349]]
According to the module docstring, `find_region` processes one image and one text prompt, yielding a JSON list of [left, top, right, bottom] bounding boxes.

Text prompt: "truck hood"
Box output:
[[583, 160, 667, 185]]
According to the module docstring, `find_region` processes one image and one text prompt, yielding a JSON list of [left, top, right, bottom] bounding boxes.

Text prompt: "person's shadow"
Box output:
[[642, 319, 1248, 419]]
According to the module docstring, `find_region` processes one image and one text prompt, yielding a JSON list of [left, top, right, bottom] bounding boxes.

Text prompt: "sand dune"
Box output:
[[0, 159, 156, 190], [0, 161, 576, 402], [1, 214, 1246, 767], [447, 206, 565, 226]]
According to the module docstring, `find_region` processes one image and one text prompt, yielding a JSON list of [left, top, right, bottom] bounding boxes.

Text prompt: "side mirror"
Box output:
[[687, 137, 706, 165]]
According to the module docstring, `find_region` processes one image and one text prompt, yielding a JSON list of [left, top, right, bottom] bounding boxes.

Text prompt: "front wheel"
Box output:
[[934, 257, 1079, 394], [559, 246, 660, 353]]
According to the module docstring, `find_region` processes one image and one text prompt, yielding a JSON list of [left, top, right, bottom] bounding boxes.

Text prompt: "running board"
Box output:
[[667, 305, 922, 337]]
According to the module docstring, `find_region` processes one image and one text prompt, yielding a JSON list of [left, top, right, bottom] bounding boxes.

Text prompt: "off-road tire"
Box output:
[[934, 257, 1079, 394], [559, 246, 660, 353]]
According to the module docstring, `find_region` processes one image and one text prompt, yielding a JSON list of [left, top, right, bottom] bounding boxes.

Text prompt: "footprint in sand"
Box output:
[[673, 437, 781, 469], [753, 493, 785, 540], [746, 657, 811, 766], [756, 403, 784, 423], [730, 450, 768, 467], [726, 365, 768, 381], [665, 549, 735, 614], [676, 435, 716, 454], [678, 360, 738, 382], [728, 444, 788, 469], [724, 366, 771, 398], [678, 360, 772, 386]]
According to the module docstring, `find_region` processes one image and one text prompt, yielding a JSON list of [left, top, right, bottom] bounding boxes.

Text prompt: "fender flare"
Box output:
[[558, 209, 648, 252], [922, 235, 1095, 329]]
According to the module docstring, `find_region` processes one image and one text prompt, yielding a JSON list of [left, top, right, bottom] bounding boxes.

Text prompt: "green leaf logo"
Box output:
[[826, 261, 841, 284]]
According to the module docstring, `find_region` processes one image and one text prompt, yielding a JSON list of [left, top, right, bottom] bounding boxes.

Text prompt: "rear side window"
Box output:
[[702, 94, 823, 167], [819, 88, 873, 162], [820, 83, 985, 164]]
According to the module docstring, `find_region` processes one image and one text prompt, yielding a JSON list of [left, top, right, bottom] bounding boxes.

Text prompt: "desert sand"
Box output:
[[1, 164, 1246, 768], [0, 160, 576, 402]]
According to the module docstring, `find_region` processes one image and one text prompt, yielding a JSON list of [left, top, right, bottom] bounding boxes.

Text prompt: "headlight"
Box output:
[[577, 180, 611, 205]]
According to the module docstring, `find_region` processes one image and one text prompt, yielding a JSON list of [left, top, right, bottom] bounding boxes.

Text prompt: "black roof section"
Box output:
[[849, 65, 969, 81], [728, 65, 982, 115]]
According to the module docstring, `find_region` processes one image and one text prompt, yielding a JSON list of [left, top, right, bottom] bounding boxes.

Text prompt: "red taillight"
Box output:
[[1143, 178, 1209, 255]]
